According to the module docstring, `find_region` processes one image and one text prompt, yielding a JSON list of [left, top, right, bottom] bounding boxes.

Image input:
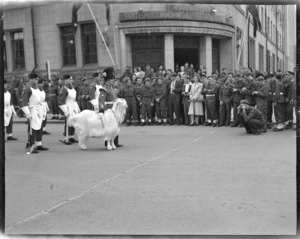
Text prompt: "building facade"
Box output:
[[3, 3, 296, 78]]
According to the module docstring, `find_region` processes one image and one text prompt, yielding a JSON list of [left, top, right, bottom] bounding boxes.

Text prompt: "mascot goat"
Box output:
[[68, 98, 127, 150]]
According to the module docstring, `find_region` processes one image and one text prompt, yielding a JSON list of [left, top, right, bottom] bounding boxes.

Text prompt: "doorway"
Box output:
[[174, 36, 199, 71]]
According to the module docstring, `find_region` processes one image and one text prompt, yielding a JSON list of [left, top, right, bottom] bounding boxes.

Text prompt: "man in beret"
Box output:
[[4, 79, 18, 141], [252, 72, 269, 132], [49, 77, 60, 119], [140, 78, 155, 125], [266, 73, 276, 129], [238, 100, 266, 135], [22, 73, 45, 154], [79, 78, 92, 110], [58, 75, 80, 144], [167, 73, 182, 125], [241, 73, 256, 107], [98, 67, 123, 147], [89, 72, 104, 112]]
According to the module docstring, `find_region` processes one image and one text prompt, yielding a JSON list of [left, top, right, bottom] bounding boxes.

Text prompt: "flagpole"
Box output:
[[87, 3, 116, 67], [110, 4, 119, 69], [236, 13, 250, 69]]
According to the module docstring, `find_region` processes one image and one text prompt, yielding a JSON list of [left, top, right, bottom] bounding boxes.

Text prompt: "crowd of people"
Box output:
[[4, 62, 297, 153]]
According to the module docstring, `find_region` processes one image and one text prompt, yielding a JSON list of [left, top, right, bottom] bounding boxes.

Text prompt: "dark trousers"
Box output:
[[155, 100, 167, 120], [179, 96, 184, 124], [50, 96, 59, 115], [64, 119, 75, 137], [81, 99, 91, 110], [274, 103, 286, 124], [168, 94, 180, 123], [205, 99, 218, 121], [6, 117, 13, 134], [219, 101, 232, 125], [125, 97, 137, 121], [141, 100, 153, 120], [239, 115, 265, 133], [136, 101, 141, 121], [267, 100, 273, 123], [232, 101, 241, 125], [286, 102, 294, 122], [256, 104, 268, 130], [27, 120, 40, 145], [182, 97, 190, 124]]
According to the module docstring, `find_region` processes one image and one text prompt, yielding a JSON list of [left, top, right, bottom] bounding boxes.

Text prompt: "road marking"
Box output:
[[6, 134, 206, 232]]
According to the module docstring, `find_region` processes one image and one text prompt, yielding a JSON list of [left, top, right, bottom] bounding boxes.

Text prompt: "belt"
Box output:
[[206, 94, 215, 96], [143, 96, 152, 98], [50, 94, 57, 96], [105, 101, 115, 105]]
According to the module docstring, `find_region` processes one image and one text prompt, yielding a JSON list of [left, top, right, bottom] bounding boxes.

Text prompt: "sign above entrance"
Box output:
[[119, 11, 234, 26]]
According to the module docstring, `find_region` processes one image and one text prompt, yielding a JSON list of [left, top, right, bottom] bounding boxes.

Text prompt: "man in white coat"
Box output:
[[4, 80, 18, 141], [22, 73, 45, 154]]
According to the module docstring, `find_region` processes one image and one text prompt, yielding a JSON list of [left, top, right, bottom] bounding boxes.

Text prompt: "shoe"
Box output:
[[204, 122, 211, 126], [7, 136, 18, 141], [60, 116, 65, 120], [31, 148, 39, 154], [115, 144, 123, 147], [218, 124, 225, 127], [252, 131, 261, 135], [189, 122, 195, 126], [212, 123, 217, 127], [169, 122, 174, 125], [36, 145, 49, 151], [261, 129, 267, 133], [43, 131, 51, 135], [69, 138, 78, 143], [238, 124, 243, 128], [51, 116, 56, 120], [231, 123, 238, 127]]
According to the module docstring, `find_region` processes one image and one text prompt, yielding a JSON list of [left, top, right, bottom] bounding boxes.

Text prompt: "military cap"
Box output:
[[102, 67, 115, 81], [38, 78, 44, 84], [93, 72, 100, 78], [212, 71, 218, 75], [63, 74, 71, 80], [28, 72, 38, 80], [4, 79, 7, 84], [287, 71, 294, 75], [240, 99, 250, 105], [145, 78, 151, 83]]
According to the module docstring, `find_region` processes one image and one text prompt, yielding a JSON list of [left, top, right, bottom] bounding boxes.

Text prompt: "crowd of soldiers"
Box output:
[[4, 63, 297, 153]]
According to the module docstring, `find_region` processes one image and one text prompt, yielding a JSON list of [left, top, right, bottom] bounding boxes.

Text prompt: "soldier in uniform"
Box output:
[[181, 75, 192, 125], [89, 73, 103, 112], [266, 73, 276, 129], [231, 75, 246, 127], [167, 73, 182, 125], [58, 75, 80, 144], [17, 78, 28, 117], [219, 73, 234, 127], [120, 78, 138, 126], [98, 67, 123, 147], [252, 72, 269, 132], [22, 73, 48, 154], [4, 79, 18, 141], [140, 78, 155, 125], [79, 78, 92, 110], [134, 77, 145, 125], [241, 73, 256, 107], [154, 77, 168, 125], [49, 77, 60, 119], [282, 73, 294, 129], [238, 99, 266, 135]]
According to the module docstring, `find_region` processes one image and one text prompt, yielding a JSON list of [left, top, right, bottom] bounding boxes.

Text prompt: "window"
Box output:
[[3, 34, 7, 70], [12, 32, 25, 70], [249, 38, 255, 69], [61, 26, 76, 66], [259, 44, 264, 71], [81, 23, 97, 65], [266, 50, 270, 72]]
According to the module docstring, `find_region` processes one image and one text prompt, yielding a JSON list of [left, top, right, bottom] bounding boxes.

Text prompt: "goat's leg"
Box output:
[[78, 131, 88, 150], [107, 139, 112, 151], [111, 137, 117, 150]]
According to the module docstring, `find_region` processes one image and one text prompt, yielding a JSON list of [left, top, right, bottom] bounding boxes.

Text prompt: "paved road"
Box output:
[[4, 123, 296, 235]]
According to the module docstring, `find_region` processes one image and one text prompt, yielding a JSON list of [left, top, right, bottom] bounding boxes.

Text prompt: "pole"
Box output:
[[87, 3, 116, 67], [0, 3, 5, 232], [111, 4, 119, 69], [236, 13, 250, 69]]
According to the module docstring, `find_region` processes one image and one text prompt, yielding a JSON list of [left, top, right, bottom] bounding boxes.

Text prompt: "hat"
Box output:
[[4, 79, 7, 84], [240, 99, 250, 105], [287, 71, 294, 75], [28, 72, 38, 80], [38, 78, 44, 84], [145, 78, 151, 83], [63, 74, 71, 80], [102, 67, 115, 81], [93, 72, 100, 78]]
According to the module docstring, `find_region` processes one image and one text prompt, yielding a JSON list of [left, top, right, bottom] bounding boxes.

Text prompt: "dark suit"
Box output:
[[167, 80, 182, 124]]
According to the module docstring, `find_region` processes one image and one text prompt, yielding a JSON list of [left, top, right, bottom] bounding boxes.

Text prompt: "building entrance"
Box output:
[[174, 36, 199, 71], [131, 35, 164, 71]]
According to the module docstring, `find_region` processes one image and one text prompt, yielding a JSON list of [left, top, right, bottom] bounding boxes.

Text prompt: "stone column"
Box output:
[[5, 32, 13, 72], [164, 34, 174, 71], [125, 34, 132, 69], [220, 38, 234, 72], [199, 36, 212, 75], [119, 30, 127, 72]]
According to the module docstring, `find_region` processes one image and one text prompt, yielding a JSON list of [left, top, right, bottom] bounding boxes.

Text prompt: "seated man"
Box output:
[[238, 99, 266, 135]]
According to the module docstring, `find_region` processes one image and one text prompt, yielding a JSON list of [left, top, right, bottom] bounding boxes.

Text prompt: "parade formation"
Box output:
[[4, 63, 296, 154]]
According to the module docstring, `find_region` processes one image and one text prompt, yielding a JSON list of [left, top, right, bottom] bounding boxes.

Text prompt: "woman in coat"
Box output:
[[188, 75, 204, 126]]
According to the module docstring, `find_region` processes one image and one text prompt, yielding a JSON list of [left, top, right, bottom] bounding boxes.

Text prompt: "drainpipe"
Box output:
[[247, 10, 250, 69], [276, 6, 278, 71], [30, 5, 37, 72], [265, 6, 268, 72]]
